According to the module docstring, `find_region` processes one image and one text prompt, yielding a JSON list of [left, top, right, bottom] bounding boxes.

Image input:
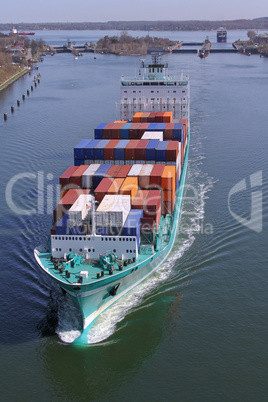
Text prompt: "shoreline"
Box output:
[[0, 67, 30, 92]]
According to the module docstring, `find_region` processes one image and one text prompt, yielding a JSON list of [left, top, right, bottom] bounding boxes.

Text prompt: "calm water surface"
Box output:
[[0, 30, 267, 401]]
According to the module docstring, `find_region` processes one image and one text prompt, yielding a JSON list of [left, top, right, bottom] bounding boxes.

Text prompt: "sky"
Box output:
[[1, 0, 267, 23]]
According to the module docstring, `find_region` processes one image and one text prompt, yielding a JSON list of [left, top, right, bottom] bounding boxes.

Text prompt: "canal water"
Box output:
[[0, 30, 267, 401]]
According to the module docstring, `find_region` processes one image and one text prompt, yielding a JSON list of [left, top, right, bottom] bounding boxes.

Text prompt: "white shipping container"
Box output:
[[128, 164, 143, 176], [82, 164, 100, 189], [141, 131, 163, 141], [96, 195, 131, 228], [68, 194, 93, 226], [139, 164, 154, 189]]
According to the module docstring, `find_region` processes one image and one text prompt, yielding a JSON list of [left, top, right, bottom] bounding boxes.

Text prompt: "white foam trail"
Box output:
[[56, 294, 82, 343]]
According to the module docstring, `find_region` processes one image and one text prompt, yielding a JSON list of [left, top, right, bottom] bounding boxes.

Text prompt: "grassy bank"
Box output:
[[0, 67, 29, 91]]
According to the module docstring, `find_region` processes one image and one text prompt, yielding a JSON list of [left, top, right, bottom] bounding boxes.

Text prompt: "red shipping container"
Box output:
[[142, 208, 161, 228], [116, 165, 131, 178], [132, 190, 149, 210], [150, 165, 165, 188], [129, 123, 141, 139], [140, 217, 155, 231], [135, 140, 149, 160], [94, 177, 114, 203], [164, 123, 175, 140], [103, 123, 115, 139], [106, 165, 121, 178], [179, 119, 188, 138], [104, 140, 119, 160], [166, 141, 179, 162], [148, 112, 157, 122], [140, 112, 150, 123], [125, 140, 140, 160], [137, 122, 150, 139], [69, 165, 89, 188], [155, 112, 165, 123], [162, 198, 175, 215], [145, 190, 161, 214], [111, 122, 125, 139], [59, 166, 79, 188]]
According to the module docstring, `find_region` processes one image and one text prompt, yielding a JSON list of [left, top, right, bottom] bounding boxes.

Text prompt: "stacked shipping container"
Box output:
[[53, 112, 189, 242]]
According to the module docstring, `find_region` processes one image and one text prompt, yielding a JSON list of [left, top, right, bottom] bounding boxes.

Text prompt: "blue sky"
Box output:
[[1, 0, 267, 23]]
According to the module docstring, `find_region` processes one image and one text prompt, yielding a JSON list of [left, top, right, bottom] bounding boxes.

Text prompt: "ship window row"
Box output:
[[53, 236, 135, 242], [54, 236, 93, 241], [122, 82, 186, 87]]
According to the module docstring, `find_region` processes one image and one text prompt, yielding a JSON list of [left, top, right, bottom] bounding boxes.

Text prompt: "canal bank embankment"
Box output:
[[0, 67, 30, 92]]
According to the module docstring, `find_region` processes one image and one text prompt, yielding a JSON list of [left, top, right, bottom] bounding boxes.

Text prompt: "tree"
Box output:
[[30, 39, 38, 56], [24, 37, 30, 50], [247, 30, 256, 42]]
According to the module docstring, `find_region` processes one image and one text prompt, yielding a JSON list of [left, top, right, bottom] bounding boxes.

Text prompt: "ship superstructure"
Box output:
[[217, 27, 227, 43], [120, 55, 189, 121]]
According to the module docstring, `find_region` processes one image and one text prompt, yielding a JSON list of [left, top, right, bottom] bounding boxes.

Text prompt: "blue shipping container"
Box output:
[[55, 213, 69, 235], [156, 123, 166, 131], [94, 140, 110, 160], [147, 123, 158, 131], [94, 123, 108, 140], [93, 164, 112, 188], [123, 209, 143, 236], [120, 122, 132, 139], [84, 139, 100, 160], [173, 123, 183, 141], [74, 139, 92, 160], [114, 140, 129, 160], [74, 159, 84, 166], [145, 139, 159, 160], [156, 141, 168, 161]]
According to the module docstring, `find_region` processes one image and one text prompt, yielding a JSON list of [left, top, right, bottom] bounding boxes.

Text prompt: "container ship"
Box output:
[[217, 27, 227, 43], [34, 56, 190, 344], [10, 28, 35, 36]]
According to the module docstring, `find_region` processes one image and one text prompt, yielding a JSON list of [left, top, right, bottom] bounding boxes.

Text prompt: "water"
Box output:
[[0, 30, 267, 401]]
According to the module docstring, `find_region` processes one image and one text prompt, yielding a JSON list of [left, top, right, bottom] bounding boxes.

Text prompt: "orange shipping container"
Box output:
[[132, 112, 142, 123], [163, 111, 173, 123], [120, 177, 138, 202], [107, 178, 124, 194], [163, 189, 175, 202], [161, 166, 176, 192]]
